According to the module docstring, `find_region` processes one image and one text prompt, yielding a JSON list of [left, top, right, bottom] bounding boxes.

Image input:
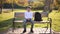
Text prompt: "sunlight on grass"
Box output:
[[0, 12, 13, 22], [49, 10, 60, 32]]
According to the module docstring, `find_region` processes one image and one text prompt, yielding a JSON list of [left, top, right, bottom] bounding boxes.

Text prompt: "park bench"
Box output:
[[13, 12, 52, 34]]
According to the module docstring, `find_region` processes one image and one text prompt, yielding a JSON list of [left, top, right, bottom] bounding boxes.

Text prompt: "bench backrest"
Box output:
[[14, 12, 48, 18], [40, 12, 48, 17], [15, 12, 24, 18]]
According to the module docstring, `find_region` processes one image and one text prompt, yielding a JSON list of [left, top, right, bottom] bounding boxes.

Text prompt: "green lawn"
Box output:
[[49, 10, 60, 32], [0, 9, 60, 32]]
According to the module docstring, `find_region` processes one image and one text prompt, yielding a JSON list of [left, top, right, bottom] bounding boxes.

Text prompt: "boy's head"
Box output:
[[27, 7, 31, 12]]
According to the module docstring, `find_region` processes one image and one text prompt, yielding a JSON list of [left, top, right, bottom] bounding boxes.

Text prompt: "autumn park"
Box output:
[[0, 0, 60, 34]]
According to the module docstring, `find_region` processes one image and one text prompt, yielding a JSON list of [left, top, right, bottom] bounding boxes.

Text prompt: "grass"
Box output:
[[49, 10, 60, 32], [0, 12, 13, 31], [0, 9, 60, 32]]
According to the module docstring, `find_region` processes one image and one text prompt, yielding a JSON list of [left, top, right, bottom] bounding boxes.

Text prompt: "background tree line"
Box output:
[[0, 0, 60, 10]]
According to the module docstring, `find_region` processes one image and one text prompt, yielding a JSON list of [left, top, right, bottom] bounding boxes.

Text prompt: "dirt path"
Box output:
[[6, 28, 53, 34], [0, 28, 60, 34]]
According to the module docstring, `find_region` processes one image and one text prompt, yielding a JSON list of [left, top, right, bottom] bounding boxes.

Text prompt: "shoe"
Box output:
[[30, 30, 34, 33], [23, 30, 26, 33]]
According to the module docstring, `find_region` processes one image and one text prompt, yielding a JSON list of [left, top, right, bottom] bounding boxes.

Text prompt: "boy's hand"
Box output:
[[27, 18, 31, 20]]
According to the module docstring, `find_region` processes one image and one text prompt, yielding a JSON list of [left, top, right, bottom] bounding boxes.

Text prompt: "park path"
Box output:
[[6, 28, 54, 34]]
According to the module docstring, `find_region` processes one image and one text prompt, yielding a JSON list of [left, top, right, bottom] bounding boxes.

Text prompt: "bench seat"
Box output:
[[14, 20, 50, 23]]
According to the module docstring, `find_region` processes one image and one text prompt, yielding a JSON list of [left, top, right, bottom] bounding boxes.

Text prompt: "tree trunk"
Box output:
[[58, 6, 60, 12], [0, 0, 2, 14], [0, 8, 2, 14]]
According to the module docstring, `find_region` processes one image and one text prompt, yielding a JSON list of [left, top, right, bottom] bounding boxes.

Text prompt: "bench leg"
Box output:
[[50, 22, 52, 34], [12, 22, 15, 32], [47, 22, 49, 29], [44, 22, 49, 34], [12, 18, 15, 32], [50, 18, 52, 34]]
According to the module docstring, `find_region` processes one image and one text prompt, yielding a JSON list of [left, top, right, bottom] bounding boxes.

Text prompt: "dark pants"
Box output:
[[23, 19, 34, 30]]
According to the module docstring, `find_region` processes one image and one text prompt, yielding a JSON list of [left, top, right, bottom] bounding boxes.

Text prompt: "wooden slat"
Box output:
[[41, 12, 48, 17], [14, 12, 48, 18], [15, 12, 24, 18], [14, 20, 50, 23]]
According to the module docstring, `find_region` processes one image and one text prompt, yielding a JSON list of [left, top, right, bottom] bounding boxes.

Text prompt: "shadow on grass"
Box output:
[[0, 18, 13, 34], [0, 18, 13, 28], [0, 18, 13, 32]]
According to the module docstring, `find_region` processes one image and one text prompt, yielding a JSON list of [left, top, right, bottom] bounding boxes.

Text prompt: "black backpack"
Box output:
[[34, 12, 42, 21]]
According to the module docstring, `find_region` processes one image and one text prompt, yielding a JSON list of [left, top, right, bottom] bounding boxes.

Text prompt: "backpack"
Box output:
[[34, 12, 42, 21]]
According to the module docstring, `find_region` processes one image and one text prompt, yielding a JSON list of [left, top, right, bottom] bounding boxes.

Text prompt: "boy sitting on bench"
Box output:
[[23, 7, 34, 33]]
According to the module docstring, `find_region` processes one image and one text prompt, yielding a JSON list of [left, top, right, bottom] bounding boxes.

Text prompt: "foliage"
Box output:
[[2, 0, 45, 9], [56, 0, 60, 4], [56, 0, 60, 12]]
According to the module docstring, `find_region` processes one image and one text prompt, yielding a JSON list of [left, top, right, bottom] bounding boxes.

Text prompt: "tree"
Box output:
[[56, 0, 60, 12], [0, 0, 2, 14], [43, 0, 54, 13]]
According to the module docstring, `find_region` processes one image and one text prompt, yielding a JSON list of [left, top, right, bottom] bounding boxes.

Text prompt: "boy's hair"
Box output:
[[27, 6, 31, 9]]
